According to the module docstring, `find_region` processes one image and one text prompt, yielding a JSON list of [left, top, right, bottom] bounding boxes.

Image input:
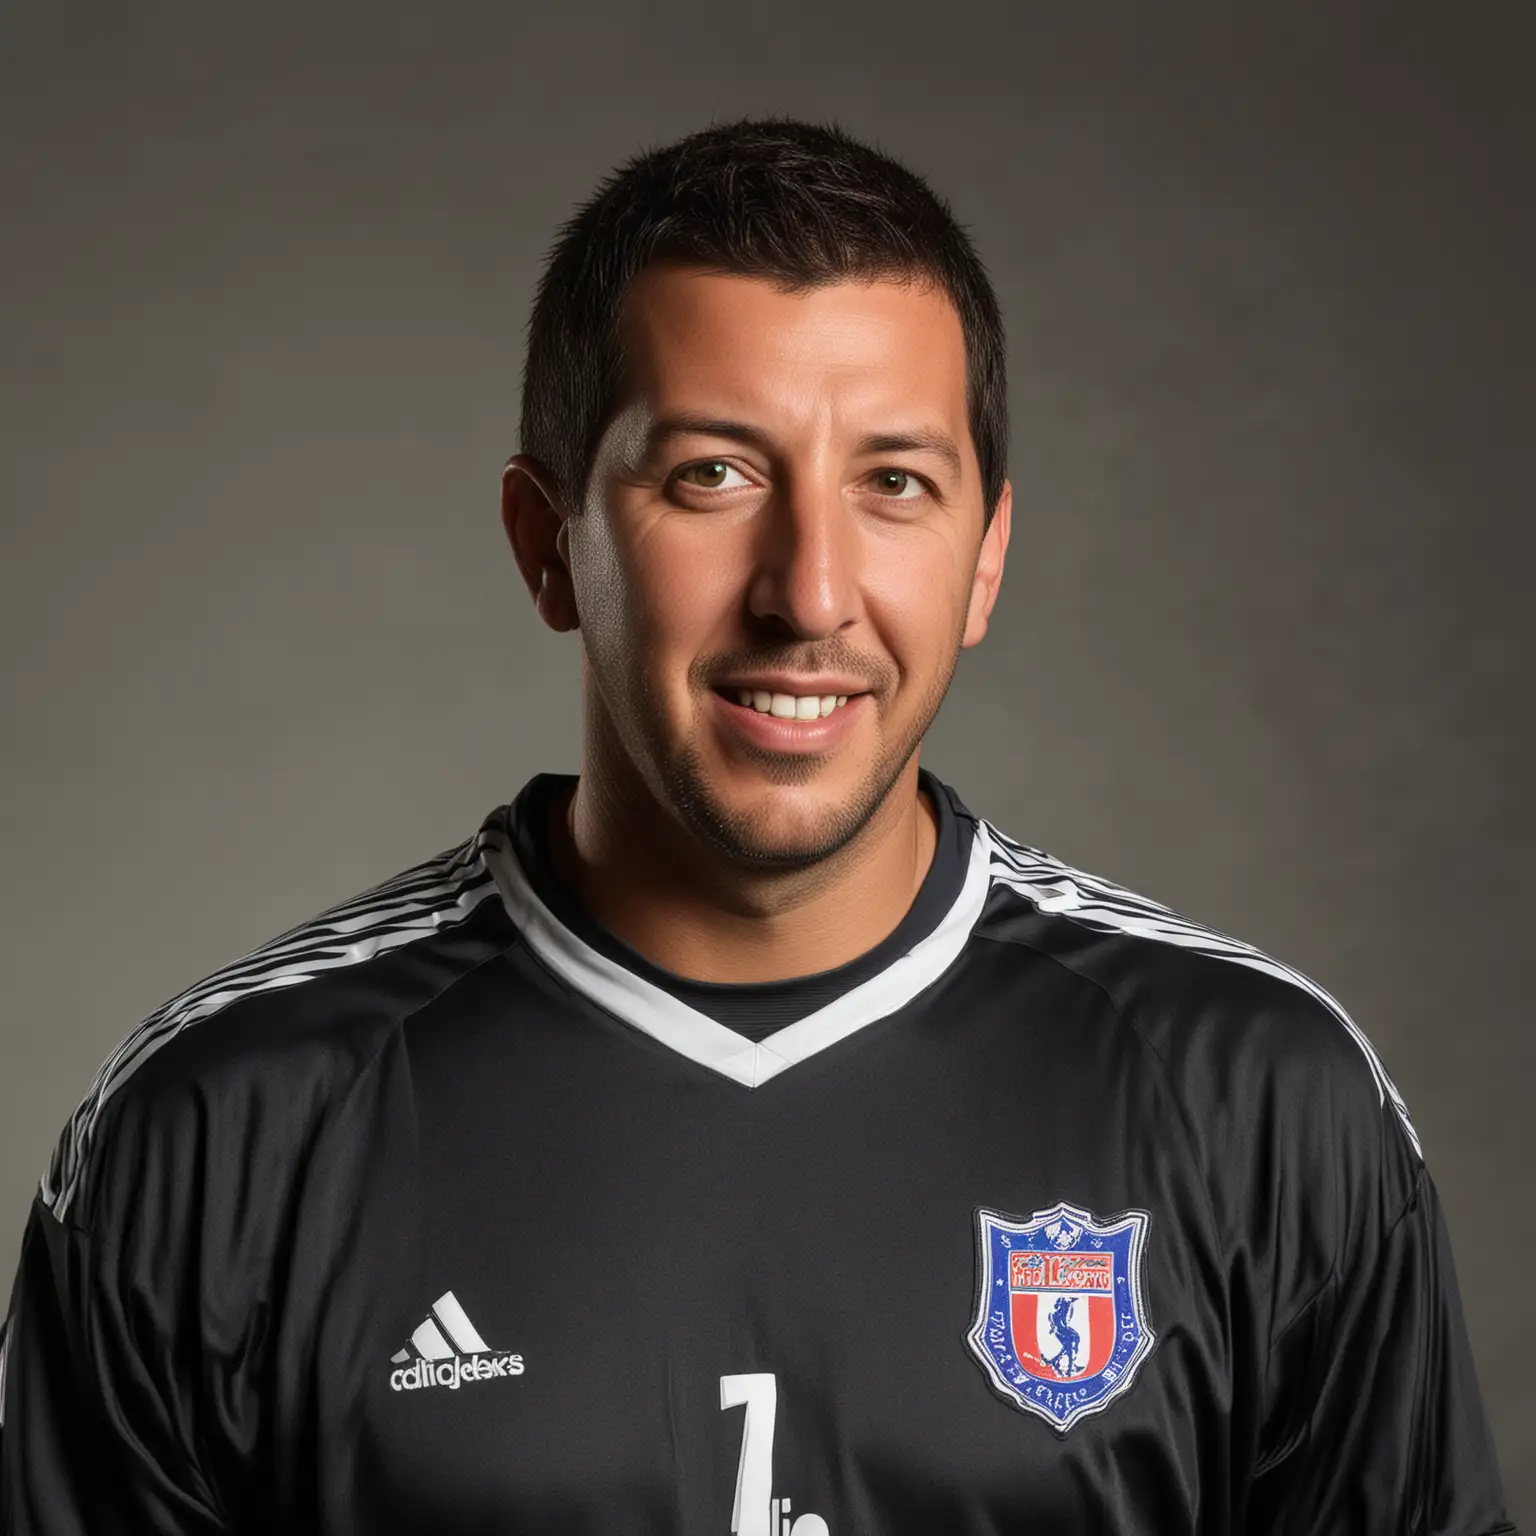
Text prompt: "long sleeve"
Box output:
[[0, 1009, 291, 1536], [1249, 1139, 1514, 1533], [1, 1194, 228, 1534]]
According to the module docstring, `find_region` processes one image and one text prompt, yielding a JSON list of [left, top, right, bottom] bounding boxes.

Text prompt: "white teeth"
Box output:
[[730, 689, 856, 719]]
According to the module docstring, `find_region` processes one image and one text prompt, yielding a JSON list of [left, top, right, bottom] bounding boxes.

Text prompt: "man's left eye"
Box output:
[[869, 469, 926, 499]]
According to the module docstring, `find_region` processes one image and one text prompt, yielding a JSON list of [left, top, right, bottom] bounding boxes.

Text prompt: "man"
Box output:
[[0, 116, 1515, 1534]]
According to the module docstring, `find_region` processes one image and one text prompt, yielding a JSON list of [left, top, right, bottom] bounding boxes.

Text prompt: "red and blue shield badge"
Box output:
[[965, 1201, 1155, 1432]]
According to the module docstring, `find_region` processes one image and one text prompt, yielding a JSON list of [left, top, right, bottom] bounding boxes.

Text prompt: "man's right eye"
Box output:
[[672, 460, 752, 492]]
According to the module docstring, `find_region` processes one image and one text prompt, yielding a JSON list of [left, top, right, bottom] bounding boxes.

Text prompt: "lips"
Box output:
[[709, 686, 869, 753], [723, 687, 853, 721]]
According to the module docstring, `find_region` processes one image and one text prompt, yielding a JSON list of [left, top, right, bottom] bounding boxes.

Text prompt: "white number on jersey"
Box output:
[[719, 1372, 829, 1536]]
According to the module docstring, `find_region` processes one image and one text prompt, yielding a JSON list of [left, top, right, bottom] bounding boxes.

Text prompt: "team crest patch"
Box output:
[[965, 1201, 1155, 1432]]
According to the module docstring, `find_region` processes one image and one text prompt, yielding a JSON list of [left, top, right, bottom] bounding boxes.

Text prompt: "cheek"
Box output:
[[574, 516, 739, 680], [862, 535, 969, 674], [566, 514, 630, 659]]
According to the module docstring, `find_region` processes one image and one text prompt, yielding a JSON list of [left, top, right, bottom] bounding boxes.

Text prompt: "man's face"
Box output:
[[563, 263, 1011, 867]]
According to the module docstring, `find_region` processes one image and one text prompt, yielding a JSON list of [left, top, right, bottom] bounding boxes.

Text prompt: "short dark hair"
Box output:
[[518, 115, 1009, 529]]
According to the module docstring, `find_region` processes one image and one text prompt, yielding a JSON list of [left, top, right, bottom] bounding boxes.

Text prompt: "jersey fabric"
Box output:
[[0, 769, 1515, 1535]]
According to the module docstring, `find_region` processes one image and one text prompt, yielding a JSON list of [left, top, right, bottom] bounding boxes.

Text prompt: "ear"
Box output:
[[961, 477, 1012, 648], [502, 454, 579, 633]]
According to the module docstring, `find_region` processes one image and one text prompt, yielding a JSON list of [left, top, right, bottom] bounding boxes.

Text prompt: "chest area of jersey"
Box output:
[[323, 987, 1224, 1533]]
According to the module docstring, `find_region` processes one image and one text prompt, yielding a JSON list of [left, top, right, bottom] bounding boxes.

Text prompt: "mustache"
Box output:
[[691, 640, 897, 692]]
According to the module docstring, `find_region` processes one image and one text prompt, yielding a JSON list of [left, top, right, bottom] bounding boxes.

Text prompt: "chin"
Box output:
[[660, 749, 895, 870], [728, 809, 859, 868]]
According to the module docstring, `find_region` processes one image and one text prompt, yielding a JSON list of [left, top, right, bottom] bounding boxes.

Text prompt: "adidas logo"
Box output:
[[388, 1290, 524, 1392]]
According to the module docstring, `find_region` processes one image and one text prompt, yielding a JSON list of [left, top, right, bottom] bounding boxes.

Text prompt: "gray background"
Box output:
[[2, 0, 1531, 1516]]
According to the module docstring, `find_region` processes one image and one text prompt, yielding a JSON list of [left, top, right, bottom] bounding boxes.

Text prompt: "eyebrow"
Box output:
[[643, 413, 965, 482]]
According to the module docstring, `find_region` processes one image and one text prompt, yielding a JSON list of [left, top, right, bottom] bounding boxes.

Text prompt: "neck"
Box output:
[[548, 740, 939, 986]]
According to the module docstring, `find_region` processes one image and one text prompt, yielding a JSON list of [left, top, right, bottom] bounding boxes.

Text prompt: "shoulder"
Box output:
[[969, 814, 1422, 1217], [42, 814, 517, 1229]]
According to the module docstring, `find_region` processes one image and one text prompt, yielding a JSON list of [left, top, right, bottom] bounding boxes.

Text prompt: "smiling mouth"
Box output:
[[715, 687, 858, 721]]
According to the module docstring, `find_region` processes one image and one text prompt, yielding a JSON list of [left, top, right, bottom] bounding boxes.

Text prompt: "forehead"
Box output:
[[613, 264, 970, 431]]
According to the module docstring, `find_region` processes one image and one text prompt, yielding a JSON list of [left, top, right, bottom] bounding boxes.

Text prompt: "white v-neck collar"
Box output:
[[480, 815, 993, 1088]]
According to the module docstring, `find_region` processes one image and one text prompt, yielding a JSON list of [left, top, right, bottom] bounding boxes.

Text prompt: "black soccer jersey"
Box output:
[[0, 770, 1515, 1535]]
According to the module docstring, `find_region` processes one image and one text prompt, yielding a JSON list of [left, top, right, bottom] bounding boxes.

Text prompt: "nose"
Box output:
[[745, 470, 860, 640]]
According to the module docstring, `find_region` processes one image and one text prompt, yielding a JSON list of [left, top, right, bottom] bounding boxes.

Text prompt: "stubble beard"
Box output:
[[656, 638, 964, 871]]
